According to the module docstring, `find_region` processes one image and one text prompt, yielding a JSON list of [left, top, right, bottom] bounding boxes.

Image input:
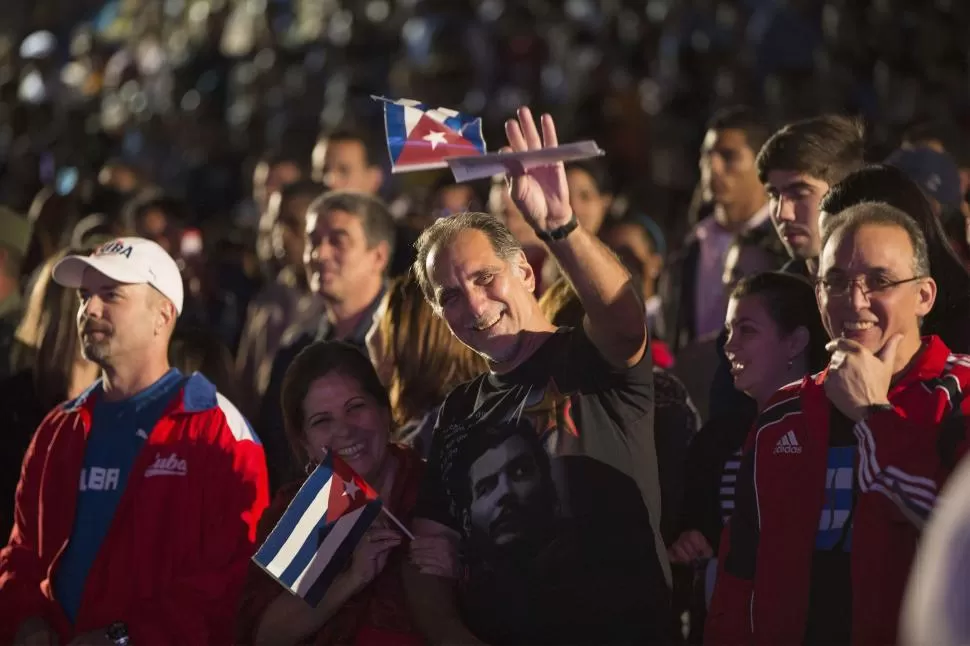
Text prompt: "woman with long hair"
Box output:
[[9, 249, 101, 405], [0, 248, 101, 539], [365, 271, 486, 457]]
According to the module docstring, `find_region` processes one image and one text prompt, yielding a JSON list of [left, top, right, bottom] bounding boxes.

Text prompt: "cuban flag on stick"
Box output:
[[374, 96, 487, 173], [252, 452, 411, 606]]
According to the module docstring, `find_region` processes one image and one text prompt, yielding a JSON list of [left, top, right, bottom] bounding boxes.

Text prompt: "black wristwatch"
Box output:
[[536, 215, 579, 243], [105, 622, 130, 646], [864, 403, 894, 419]]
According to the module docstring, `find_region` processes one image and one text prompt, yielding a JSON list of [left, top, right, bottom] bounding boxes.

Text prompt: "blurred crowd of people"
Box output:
[[0, 0, 969, 232], [1, 0, 970, 644]]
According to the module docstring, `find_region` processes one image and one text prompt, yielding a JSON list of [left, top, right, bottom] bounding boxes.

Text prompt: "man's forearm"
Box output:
[[402, 563, 484, 645], [546, 227, 646, 356]]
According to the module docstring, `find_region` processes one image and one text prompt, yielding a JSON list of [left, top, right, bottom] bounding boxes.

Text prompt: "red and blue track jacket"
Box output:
[[707, 336, 970, 645], [0, 373, 270, 645]]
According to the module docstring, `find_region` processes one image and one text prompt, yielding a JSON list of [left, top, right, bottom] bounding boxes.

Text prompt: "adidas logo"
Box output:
[[773, 430, 803, 455]]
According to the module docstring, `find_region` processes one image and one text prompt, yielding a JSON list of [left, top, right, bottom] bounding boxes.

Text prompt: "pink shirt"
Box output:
[[692, 203, 771, 339]]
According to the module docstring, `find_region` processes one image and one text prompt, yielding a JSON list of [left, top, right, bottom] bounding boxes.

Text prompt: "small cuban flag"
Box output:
[[252, 452, 382, 606], [373, 96, 487, 173]]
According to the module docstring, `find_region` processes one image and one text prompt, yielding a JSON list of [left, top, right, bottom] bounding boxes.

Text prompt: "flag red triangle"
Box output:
[[325, 455, 379, 523], [395, 114, 483, 167]]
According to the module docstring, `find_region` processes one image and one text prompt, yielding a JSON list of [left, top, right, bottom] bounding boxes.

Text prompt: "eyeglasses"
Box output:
[[815, 274, 925, 299]]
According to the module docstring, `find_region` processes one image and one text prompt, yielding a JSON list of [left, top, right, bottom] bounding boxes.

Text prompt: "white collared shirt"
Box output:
[[693, 202, 771, 339]]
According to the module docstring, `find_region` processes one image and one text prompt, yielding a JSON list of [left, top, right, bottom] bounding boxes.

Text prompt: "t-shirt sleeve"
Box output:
[[563, 326, 654, 422], [411, 404, 460, 532]]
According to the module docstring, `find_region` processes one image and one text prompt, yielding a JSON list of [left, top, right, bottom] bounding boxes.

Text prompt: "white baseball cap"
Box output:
[[53, 237, 185, 314]]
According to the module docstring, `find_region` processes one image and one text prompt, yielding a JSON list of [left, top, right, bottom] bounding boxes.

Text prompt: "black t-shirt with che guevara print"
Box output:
[[416, 327, 671, 645]]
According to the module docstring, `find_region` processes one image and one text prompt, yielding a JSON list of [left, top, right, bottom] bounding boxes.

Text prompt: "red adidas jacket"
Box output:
[[706, 336, 970, 645], [0, 373, 270, 645]]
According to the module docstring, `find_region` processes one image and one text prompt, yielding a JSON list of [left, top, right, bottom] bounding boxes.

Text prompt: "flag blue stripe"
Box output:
[[303, 501, 383, 606], [461, 120, 486, 154], [278, 511, 334, 587], [442, 114, 470, 132], [384, 104, 409, 163], [443, 114, 486, 154], [254, 458, 335, 564]]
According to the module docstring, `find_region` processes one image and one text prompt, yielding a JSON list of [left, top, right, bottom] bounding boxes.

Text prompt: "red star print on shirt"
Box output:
[[524, 378, 580, 438]]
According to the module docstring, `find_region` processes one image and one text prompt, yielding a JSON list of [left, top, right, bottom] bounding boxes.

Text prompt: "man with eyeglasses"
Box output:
[[707, 201, 970, 646]]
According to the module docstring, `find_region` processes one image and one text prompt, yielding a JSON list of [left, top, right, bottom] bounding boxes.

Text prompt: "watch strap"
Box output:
[[865, 403, 894, 419], [536, 215, 579, 243]]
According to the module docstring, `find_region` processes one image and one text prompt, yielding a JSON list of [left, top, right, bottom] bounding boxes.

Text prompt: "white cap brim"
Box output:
[[52, 254, 181, 313], [53, 254, 153, 288]]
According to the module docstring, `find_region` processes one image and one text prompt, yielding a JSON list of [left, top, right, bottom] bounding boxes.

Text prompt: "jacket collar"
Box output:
[[61, 371, 219, 416], [315, 282, 387, 346], [62, 379, 102, 413]]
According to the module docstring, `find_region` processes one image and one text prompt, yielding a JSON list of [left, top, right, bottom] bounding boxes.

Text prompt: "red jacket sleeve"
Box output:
[[0, 412, 64, 643], [123, 406, 270, 644], [854, 396, 970, 528]]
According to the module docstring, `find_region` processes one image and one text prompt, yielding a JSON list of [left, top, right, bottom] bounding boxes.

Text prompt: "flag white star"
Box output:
[[342, 479, 360, 498], [423, 130, 448, 150]]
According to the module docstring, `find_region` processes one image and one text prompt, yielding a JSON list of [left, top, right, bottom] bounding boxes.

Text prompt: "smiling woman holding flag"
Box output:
[[237, 341, 454, 646]]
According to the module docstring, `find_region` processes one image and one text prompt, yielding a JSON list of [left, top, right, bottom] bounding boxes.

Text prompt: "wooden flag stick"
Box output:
[[381, 506, 416, 540]]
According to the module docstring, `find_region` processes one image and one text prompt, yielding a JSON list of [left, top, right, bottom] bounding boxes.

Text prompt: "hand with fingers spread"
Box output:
[[344, 522, 403, 594], [824, 334, 901, 421], [408, 535, 460, 579], [503, 107, 574, 234]]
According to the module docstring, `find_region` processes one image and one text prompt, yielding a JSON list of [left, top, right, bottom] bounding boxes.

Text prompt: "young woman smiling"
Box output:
[[671, 272, 828, 638]]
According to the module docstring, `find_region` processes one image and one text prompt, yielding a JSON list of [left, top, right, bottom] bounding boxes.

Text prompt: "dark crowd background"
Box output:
[[2, 0, 969, 249], [1, 1, 970, 644]]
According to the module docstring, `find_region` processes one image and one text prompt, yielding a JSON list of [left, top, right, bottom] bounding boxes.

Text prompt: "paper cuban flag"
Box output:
[[374, 96, 487, 173], [253, 453, 381, 606]]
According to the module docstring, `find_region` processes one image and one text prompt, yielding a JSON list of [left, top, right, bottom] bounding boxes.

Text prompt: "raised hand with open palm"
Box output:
[[503, 107, 575, 234]]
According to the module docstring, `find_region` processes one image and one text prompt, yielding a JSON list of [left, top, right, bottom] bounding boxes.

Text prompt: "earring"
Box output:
[[305, 459, 319, 476], [787, 358, 794, 371]]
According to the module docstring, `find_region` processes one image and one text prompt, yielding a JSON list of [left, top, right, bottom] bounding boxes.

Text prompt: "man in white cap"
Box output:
[[0, 237, 270, 645]]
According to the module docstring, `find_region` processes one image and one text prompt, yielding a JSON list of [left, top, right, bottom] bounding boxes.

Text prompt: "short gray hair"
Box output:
[[820, 201, 930, 278], [309, 190, 396, 256], [412, 211, 523, 307]]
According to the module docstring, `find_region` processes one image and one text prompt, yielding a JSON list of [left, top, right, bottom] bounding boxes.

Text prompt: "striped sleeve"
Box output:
[[217, 392, 263, 445], [854, 356, 970, 528], [215, 393, 270, 542]]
